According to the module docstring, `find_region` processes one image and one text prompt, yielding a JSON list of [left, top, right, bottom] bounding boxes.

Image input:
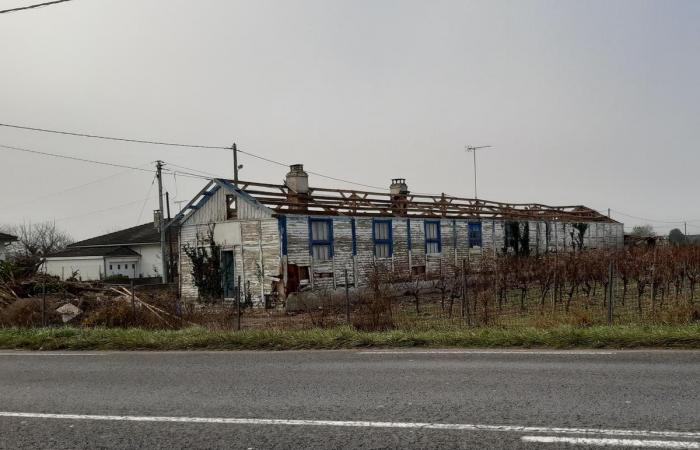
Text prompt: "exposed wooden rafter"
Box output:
[[222, 179, 616, 223]]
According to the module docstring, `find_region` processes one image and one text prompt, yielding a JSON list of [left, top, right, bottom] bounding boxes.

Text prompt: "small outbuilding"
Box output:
[[175, 165, 624, 306]]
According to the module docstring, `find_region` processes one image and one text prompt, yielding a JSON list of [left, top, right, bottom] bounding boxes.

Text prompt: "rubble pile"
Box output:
[[0, 276, 185, 328]]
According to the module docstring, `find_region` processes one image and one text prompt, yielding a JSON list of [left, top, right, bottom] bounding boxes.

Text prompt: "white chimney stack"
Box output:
[[286, 164, 309, 194]]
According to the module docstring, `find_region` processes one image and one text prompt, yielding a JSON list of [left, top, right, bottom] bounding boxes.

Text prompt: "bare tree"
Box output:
[[3, 221, 73, 272], [631, 224, 655, 237]]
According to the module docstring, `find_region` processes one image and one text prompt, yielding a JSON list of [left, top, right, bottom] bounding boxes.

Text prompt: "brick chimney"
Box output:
[[390, 178, 409, 215], [286, 164, 309, 211]]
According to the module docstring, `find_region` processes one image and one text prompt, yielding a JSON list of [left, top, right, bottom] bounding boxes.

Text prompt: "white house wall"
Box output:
[[44, 257, 104, 281], [179, 190, 279, 304], [132, 244, 162, 278]]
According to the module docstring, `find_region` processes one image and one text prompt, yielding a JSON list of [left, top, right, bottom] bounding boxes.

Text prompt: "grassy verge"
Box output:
[[0, 324, 698, 350]]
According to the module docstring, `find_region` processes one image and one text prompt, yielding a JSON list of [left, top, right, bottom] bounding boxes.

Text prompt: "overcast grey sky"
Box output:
[[1, 0, 698, 240]]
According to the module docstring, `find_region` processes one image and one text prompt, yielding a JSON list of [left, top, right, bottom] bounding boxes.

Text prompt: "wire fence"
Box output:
[[3, 248, 699, 330], [195, 270, 699, 331]]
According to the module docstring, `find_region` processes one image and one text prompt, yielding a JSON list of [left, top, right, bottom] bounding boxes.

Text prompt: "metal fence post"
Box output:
[[461, 259, 468, 324], [344, 268, 350, 324], [41, 271, 46, 327], [607, 260, 614, 326], [236, 275, 242, 331]]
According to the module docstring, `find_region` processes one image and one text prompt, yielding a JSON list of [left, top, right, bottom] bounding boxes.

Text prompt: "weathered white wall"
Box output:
[[133, 244, 162, 278], [177, 184, 625, 304], [44, 257, 104, 281], [279, 216, 624, 294], [179, 190, 279, 305]]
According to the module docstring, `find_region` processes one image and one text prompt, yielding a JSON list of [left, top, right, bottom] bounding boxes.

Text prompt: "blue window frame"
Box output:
[[407, 219, 412, 251], [351, 218, 357, 256], [424, 220, 441, 254], [468, 222, 482, 248], [308, 218, 333, 261], [278, 216, 288, 256], [373, 219, 393, 258]]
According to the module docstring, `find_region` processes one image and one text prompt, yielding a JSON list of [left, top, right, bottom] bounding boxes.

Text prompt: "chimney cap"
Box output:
[[391, 178, 406, 185]]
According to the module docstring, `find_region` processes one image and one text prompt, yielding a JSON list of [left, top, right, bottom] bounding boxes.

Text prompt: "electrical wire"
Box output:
[[136, 174, 157, 225], [0, 165, 147, 210], [0, 0, 73, 14], [54, 197, 153, 222], [0, 122, 389, 190], [0, 143, 155, 173], [0, 122, 229, 150], [610, 209, 700, 225]]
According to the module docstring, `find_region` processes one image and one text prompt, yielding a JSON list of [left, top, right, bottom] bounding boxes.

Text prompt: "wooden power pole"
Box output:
[[156, 160, 168, 283]]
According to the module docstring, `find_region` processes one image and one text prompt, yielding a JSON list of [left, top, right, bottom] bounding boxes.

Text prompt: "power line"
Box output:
[[136, 175, 157, 225], [0, 0, 73, 14], [54, 197, 153, 222], [0, 122, 229, 150], [0, 122, 388, 189], [0, 166, 147, 210], [610, 209, 700, 225], [165, 162, 221, 179], [0, 143, 155, 173]]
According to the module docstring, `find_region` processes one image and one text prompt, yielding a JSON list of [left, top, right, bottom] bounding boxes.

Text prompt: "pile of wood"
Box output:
[[0, 282, 19, 307], [0, 277, 190, 328], [106, 285, 193, 328]]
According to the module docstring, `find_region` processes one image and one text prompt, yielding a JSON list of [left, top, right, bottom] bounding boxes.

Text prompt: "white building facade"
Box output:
[[44, 223, 166, 281]]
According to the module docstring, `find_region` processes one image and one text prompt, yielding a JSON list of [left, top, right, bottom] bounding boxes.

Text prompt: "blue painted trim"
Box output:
[[453, 219, 457, 249], [407, 219, 412, 251], [308, 217, 334, 258], [468, 221, 483, 248], [278, 216, 288, 256], [351, 218, 357, 256], [372, 219, 393, 257], [424, 220, 442, 253]]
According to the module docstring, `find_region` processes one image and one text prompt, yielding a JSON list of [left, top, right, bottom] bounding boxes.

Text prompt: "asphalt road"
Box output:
[[0, 349, 698, 449]]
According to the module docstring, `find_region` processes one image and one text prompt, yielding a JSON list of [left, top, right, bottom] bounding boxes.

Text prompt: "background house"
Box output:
[[0, 232, 17, 262], [176, 164, 624, 306], [44, 223, 165, 280]]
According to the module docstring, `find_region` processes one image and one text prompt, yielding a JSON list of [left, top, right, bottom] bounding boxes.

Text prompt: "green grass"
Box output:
[[0, 324, 698, 350]]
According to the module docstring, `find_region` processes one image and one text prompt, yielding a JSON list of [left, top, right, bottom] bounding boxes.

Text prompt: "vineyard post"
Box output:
[[607, 259, 614, 325], [461, 259, 469, 324], [130, 279, 136, 323], [552, 247, 559, 313], [236, 275, 241, 331], [344, 268, 350, 324]]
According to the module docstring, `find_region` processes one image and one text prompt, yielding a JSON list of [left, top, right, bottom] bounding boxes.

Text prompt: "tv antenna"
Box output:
[[465, 145, 492, 199]]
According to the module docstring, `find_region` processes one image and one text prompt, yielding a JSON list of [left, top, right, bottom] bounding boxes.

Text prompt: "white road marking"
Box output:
[[359, 350, 616, 355], [522, 436, 700, 448], [0, 412, 697, 440], [0, 353, 104, 356]]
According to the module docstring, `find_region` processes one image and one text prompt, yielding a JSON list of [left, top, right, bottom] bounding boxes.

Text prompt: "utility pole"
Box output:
[[685, 221, 687, 236], [156, 160, 168, 284], [465, 145, 492, 199], [232, 142, 239, 183]]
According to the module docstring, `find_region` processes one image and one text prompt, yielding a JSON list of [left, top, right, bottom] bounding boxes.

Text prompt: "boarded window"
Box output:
[[425, 221, 441, 254], [373, 219, 392, 258], [309, 219, 333, 261], [468, 222, 482, 248]]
